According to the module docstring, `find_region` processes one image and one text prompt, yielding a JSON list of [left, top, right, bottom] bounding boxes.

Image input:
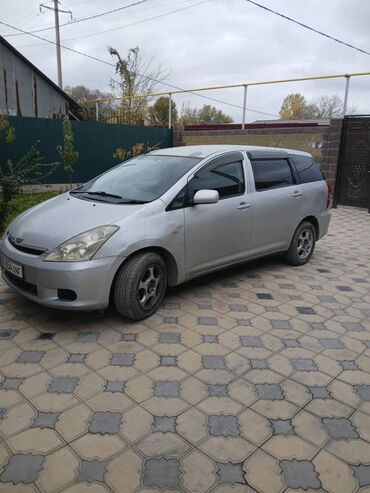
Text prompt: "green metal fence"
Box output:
[[0, 116, 173, 184]]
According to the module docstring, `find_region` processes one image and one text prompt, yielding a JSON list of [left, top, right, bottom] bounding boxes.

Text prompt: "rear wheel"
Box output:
[[285, 221, 316, 266], [114, 252, 167, 320]]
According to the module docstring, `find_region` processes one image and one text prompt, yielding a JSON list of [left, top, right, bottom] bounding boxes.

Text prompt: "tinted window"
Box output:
[[190, 161, 245, 199], [71, 154, 200, 204], [251, 159, 294, 191], [292, 155, 324, 183]]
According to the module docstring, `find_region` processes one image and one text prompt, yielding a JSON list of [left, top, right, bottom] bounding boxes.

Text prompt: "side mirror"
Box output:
[[193, 189, 219, 205]]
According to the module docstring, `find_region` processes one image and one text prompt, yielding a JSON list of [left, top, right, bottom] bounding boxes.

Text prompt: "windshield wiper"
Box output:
[[84, 191, 123, 199], [116, 199, 149, 204]]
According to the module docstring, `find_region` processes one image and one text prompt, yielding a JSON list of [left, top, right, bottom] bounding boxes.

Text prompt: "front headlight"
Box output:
[[44, 225, 119, 262]]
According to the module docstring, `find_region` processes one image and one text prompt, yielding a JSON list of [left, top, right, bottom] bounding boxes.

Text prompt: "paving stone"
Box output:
[[321, 338, 344, 349], [340, 360, 358, 370], [208, 415, 240, 437], [0, 453, 45, 484], [76, 459, 108, 482], [122, 333, 137, 341], [240, 336, 262, 347], [198, 303, 212, 310], [198, 316, 218, 326], [271, 419, 295, 435], [292, 358, 318, 371], [354, 385, 370, 401], [203, 334, 218, 343], [319, 295, 336, 302], [337, 285, 352, 292], [160, 356, 177, 366], [284, 339, 300, 347], [202, 356, 225, 369], [251, 359, 268, 369], [111, 353, 135, 366], [159, 332, 181, 343], [0, 329, 17, 339], [257, 293, 273, 300], [0, 377, 24, 390], [48, 376, 78, 393], [308, 386, 331, 399], [37, 332, 55, 340], [16, 350, 44, 363], [195, 291, 212, 299], [154, 380, 180, 397], [230, 304, 248, 312], [163, 302, 180, 310], [310, 322, 325, 330], [280, 459, 321, 490], [343, 322, 365, 332], [297, 307, 316, 315], [279, 283, 295, 289], [88, 411, 122, 434], [76, 332, 100, 342], [208, 384, 228, 396], [153, 416, 176, 432], [68, 353, 86, 363], [164, 316, 178, 324], [255, 384, 284, 400], [217, 461, 246, 484], [351, 464, 370, 487], [0, 408, 6, 419], [32, 411, 60, 429], [104, 380, 125, 393], [237, 319, 251, 326], [143, 458, 181, 488], [322, 418, 359, 439]]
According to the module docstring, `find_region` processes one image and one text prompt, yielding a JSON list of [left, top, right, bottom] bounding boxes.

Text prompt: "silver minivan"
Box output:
[[0, 145, 331, 320]]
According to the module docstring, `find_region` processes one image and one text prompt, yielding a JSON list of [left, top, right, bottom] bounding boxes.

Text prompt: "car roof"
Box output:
[[150, 144, 311, 159]]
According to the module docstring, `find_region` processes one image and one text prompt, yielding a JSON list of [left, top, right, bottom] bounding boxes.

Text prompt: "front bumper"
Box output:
[[0, 237, 125, 310]]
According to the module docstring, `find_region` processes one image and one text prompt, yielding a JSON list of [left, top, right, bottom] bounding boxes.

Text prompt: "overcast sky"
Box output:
[[1, 0, 370, 121]]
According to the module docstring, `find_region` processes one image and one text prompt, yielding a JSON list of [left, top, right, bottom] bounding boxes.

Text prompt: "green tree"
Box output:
[[148, 97, 178, 126], [279, 93, 315, 119], [108, 46, 168, 125], [179, 103, 233, 124], [57, 118, 79, 189], [0, 115, 58, 230]]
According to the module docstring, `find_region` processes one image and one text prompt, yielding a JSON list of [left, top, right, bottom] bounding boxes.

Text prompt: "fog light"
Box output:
[[57, 289, 77, 301]]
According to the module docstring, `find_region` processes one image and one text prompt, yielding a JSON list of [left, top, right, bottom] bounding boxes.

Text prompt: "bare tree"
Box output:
[[108, 46, 168, 125], [64, 85, 115, 121], [310, 95, 357, 118]]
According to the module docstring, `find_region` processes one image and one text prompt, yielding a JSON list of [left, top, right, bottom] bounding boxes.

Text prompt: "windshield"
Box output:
[[71, 154, 201, 203]]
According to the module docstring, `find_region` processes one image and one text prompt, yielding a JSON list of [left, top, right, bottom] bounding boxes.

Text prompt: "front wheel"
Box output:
[[114, 252, 167, 320], [284, 221, 316, 266]]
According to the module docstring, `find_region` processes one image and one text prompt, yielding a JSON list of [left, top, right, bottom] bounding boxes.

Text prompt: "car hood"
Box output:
[[8, 193, 143, 251]]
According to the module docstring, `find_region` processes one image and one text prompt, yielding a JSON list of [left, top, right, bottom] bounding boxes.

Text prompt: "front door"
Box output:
[[184, 153, 252, 275]]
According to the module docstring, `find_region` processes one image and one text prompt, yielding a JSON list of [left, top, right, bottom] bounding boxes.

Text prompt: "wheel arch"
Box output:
[[301, 215, 319, 239]]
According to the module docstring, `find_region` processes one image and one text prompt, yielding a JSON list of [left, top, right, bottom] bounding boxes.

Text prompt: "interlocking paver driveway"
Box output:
[[0, 206, 369, 492]]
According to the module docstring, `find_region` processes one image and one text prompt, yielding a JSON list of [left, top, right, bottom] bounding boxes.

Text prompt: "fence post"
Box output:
[[343, 75, 351, 116], [95, 101, 99, 122], [242, 85, 248, 129], [168, 93, 172, 129]]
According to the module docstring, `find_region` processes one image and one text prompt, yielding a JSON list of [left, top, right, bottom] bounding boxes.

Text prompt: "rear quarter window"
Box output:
[[292, 155, 324, 183]]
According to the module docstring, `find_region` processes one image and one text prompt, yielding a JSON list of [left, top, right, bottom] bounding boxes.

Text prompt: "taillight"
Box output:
[[326, 180, 332, 209]]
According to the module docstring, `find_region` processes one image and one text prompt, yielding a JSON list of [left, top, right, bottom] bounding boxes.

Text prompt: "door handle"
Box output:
[[292, 190, 302, 198], [237, 202, 251, 210]]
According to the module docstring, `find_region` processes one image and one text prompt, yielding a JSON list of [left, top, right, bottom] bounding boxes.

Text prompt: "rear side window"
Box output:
[[190, 161, 245, 199], [292, 155, 324, 183], [251, 159, 294, 191]]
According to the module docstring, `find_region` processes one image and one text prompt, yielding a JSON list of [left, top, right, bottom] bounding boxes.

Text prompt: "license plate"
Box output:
[[1, 254, 23, 279]]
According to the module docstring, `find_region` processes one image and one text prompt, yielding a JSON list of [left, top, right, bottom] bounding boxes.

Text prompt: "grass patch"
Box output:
[[3, 192, 59, 233]]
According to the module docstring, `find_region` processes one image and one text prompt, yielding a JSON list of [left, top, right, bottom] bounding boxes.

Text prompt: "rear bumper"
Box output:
[[317, 209, 331, 240], [0, 237, 124, 310]]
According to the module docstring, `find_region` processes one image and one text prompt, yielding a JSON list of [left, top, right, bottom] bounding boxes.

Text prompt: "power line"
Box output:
[[4, 0, 150, 37], [15, 0, 211, 46], [0, 19, 279, 117], [244, 0, 370, 57]]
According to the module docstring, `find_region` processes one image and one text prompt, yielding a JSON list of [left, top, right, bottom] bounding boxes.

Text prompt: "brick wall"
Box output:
[[173, 120, 343, 189]]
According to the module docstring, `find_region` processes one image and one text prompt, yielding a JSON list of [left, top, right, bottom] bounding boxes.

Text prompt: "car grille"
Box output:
[[4, 271, 38, 296], [8, 236, 45, 256]]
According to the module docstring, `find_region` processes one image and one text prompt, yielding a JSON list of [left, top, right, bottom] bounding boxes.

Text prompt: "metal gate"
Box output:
[[335, 115, 370, 209]]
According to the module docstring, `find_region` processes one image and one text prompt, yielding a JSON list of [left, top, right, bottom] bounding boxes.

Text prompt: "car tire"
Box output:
[[114, 252, 167, 320], [285, 221, 316, 266]]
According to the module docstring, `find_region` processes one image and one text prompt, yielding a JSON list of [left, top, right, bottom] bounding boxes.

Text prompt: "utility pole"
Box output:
[[40, 1, 72, 89], [54, 0, 62, 88]]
